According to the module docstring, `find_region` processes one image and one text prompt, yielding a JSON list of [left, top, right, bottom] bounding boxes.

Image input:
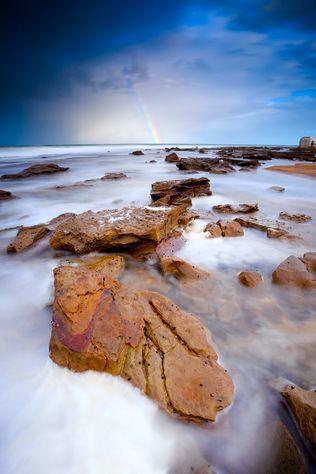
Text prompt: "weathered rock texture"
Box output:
[[151, 177, 211, 206], [159, 256, 210, 281], [50, 207, 186, 255], [7, 212, 76, 253], [101, 173, 127, 180], [213, 203, 258, 214], [204, 220, 244, 237], [238, 271, 263, 288], [281, 383, 316, 458], [177, 158, 235, 174], [279, 212, 311, 223], [235, 216, 292, 239], [50, 259, 234, 422], [272, 253, 316, 289], [1, 163, 69, 180]]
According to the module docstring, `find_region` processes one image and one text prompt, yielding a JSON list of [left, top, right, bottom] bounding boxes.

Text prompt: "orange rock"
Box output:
[[50, 259, 234, 422], [272, 253, 316, 289], [151, 177, 211, 206], [204, 223, 222, 238], [50, 206, 185, 255], [218, 220, 244, 237], [238, 271, 263, 288], [159, 256, 210, 281]]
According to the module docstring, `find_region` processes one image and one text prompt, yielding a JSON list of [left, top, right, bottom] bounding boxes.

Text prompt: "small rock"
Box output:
[[218, 220, 244, 237], [213, 203, 259, 214], [279, 211, 311, 223], [268, 186, 285, 192], [0, 189, 15, 200], [204, 223, 222, 238], [101, 173, 127, 180], [238, 271, 263, 288], [165, 153, 179, 162], [151, 177, 211, 206], [160, 256, 210, 281], [130, 150, 144, 156], [267, 228, 288, 238]]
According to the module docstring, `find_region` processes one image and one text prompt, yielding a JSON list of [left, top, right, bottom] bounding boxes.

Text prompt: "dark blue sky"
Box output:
[[1, 0, 315, 145]]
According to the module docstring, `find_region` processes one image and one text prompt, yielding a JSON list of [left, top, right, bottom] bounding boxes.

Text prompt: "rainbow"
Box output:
[[128, 80, 161, 144]]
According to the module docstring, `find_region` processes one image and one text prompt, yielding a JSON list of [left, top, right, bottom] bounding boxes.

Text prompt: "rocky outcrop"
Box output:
[[213, 203, 258, 214], [266, 228, 289, 239], [130, 150, 144, 156], [49, 259, 234, 422], [0, 189, 16, 200], [235, 217, 290, 239], [281, 383, 316, 457], [238, 271, 263, 288], [50, 206, 186, 255], [7, 212, 76, 253], [279, 212, 311, 223], [165, 153, 179, 162], [101, 173, 127, 180], [204, 220, 244, 237], [1, 163, 69, 180], [272, 253, 316, 289], [268, 186, 285, 192], [151, 177, 211, 206], [159, 256, 210, 281], [266, 163, 316, 177], [177, 158, 235, 174]]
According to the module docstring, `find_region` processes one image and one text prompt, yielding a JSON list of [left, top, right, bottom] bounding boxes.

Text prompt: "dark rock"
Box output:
[[279, 212, 312, 223], [130, 150, 144, 156], [165, 153, 179, 162], [0, 189, 16, 200], [101, 173, 128, 180], [151, 177, 211, 206], [213, 203, 259, 214], [1, 163, 69, 180]]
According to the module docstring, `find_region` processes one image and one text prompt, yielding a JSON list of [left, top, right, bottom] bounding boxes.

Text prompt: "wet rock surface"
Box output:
[[50, 206, 186, 255], [49, 258, 234, 422], [0, 189, 15, 200], [1, 163, 69, 180], [165, 153, 179, 162], [130, 150, 144, 155], [238, 271, 263, 288], [151, 177, 211, 206], [279, 212, 312, 223], [101, 172, 128, 180], [213, 203, 259, 214], [272, 253, 316, 289], [176, 157, 235, 174], [159, 256, 210, 281], [281, 383, 316, 458], [204, 220, 244, 237]]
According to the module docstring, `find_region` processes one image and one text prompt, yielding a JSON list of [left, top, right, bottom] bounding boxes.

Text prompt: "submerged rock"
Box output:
[[177, 158, 235, 174], [238, 271, 263, 288], [101, 173, 128, 180], [1, 163, 69, 180], [272, 253, 316, 289], [159, 256, 210, 281], [279, 212, 312, 223], [213, 203, 259, 214], [268, 186, 285, 192], [151, 177, 211, 206], [0, 189, 16, 200], [165, 153, 179, 162], [7, 212, 76, 253], [204, 223, 222, 238], [50, 206, 186, 255], [49, 259, 234, 422], [281, 383, 316, 458], [130, 150, 144, 156]]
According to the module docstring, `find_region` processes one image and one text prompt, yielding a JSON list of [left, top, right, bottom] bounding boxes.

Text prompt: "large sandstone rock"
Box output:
[[49, 259, 234, 422], [50, 206, 186, 255], [281, 383, 316, 457], [177, 158, 235, 174], [272, 253, 316, 289], [1, 163, 69, 180], [213, 203, 258, 214], [151, 177, 211, 206], [7, 212, 76, 253]]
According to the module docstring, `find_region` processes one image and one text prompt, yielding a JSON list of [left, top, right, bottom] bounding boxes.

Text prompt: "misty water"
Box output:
[[0, 145, 315, 473]]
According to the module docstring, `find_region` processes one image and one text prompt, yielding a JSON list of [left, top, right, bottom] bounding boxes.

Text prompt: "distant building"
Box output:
[[299, 136, 315, 148]]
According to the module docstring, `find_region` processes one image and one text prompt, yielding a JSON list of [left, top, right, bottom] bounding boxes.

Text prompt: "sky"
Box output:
[[1, 0, 316, 146]]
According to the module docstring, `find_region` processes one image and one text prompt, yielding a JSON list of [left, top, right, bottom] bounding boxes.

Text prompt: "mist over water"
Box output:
[[0, 145, 315, 473]]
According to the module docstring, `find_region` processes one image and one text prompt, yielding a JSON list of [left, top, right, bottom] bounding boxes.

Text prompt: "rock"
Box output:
[[266, 163, 316, 178], [204, 223, 222, 238], [1, 163, 69, 180], [49, 260, 234, 422], [279, 212, 312, 223], [218, 220, 244, 237], [156, 231, 186, 258], [165, 153, 179, 162], [7, 225, 50, 253], [101, 173, 127, 180], [204, 220, 244, 237], [213, 203, 259, 214], [130, 150, 144, 155], [0, 189, 15, 200], [50, 206, 186, 255], [267, 228, 288, 238], [238, 271, 263, 287], [299, 136, 315, 149], [281, 383, 316, 457], [272, 253, 316, 289], [177, 158, 235, 174], [268, 186, 285, 192], [149, 160, 157, 163], [159, 256, 210, 281], [151, 177, 212, 206], [7, 212, 76, 253]]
